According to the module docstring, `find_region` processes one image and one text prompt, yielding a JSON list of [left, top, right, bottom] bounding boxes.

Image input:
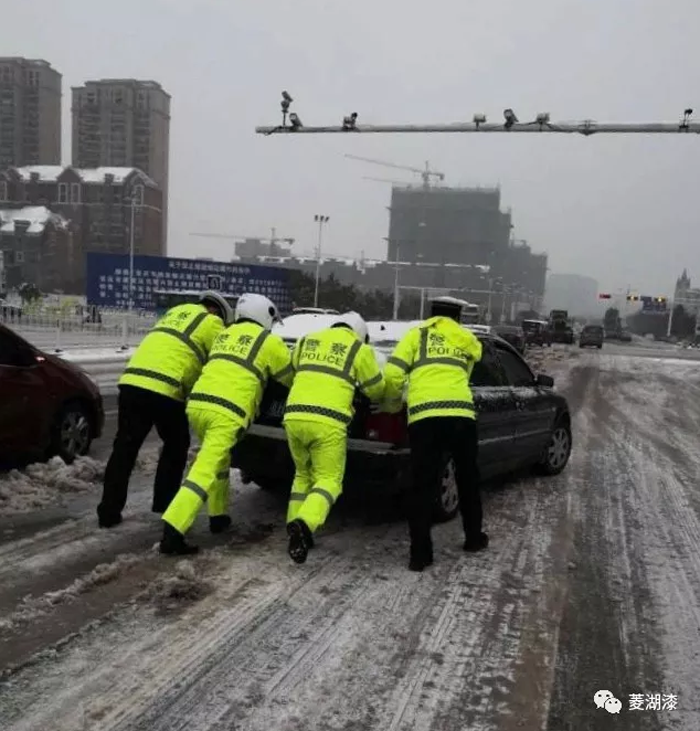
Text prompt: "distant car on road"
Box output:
[[0, 325, 104, 464], [231, 315, 572, 524], [579, 324, 604, 349], [493, 324, 526, 354], [521, 319, 552, 347]]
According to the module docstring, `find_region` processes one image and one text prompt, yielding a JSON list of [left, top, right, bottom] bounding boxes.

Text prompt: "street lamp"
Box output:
[[313, 214, 329, 307], [392, 243, 401, 320]]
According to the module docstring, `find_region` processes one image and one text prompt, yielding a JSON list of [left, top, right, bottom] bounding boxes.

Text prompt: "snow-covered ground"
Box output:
[[0, 348, 699, 729]]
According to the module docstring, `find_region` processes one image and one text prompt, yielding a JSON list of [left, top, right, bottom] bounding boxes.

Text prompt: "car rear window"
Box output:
[[584, 326, 603, 334]]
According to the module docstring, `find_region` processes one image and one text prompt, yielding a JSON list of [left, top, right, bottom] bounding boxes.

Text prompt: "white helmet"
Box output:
[[337, 311, 369, 344], [198, 290, 234, 325], [234, 292, 282, 330]]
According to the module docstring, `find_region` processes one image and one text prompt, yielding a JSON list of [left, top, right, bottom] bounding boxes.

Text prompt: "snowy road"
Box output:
[[0, 349, 699, 730]]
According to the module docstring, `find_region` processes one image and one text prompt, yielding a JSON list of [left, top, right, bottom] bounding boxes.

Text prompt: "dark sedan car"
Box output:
[[493, 324, 526, 354], [0, 325, 104, 464], [231, 327, 572, 523], [579, 325, 604, 349]]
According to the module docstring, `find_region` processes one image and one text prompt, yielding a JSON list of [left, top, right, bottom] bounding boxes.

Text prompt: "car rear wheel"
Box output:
[[534, 419, 572, 476], [49, 402, 93, 464], [433, 458, 460, 523]]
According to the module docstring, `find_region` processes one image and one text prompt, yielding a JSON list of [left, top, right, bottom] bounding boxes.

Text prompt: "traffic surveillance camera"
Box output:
[[503, 108, 518, 129], [536, 112, 550, 124], [289, 112, 303, 129], [473, 113, 487, 124], [680, 107, 693, 131], [282, 91, 293, 103], [342, 112, 358, 130]]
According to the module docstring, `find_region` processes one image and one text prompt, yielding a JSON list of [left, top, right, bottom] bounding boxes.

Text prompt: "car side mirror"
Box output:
[[536, 373, 554, 388]]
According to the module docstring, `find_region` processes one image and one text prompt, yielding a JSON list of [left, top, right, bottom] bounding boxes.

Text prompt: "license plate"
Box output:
[[265, 400, 285, 419]]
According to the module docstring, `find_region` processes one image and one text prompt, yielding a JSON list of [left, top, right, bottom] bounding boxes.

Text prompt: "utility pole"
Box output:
[[128, 194, 136, 315], [313, 214, 329, 307]]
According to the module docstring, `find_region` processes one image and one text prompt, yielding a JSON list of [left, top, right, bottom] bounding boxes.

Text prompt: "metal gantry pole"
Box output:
[[257, 119, 700, 137]]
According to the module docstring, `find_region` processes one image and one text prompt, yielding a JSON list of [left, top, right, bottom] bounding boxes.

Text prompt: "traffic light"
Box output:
[[598, 293, 612, 299]]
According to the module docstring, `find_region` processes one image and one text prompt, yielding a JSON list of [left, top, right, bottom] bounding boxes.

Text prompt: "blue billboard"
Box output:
[[86, 253, 292, 312]]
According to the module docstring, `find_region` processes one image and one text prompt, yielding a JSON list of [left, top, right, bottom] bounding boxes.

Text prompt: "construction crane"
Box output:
[[190, 229, 295, 246], [362, 176, 416, 186], [345, 154, 445, 189]]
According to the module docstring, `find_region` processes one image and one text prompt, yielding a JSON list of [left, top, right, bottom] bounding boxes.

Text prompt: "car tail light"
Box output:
[[365, 409, 408, 446]]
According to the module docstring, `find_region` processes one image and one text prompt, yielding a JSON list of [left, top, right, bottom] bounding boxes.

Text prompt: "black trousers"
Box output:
[[407, 416, 482, 553], [98, 385, 190, 520]]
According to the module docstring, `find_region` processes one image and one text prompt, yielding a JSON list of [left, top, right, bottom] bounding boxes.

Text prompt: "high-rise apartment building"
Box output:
[[0, 58, 62, 167], [71, 78, 170, 247]]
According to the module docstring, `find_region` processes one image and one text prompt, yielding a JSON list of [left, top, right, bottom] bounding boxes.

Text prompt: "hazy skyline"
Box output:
[[7, 0, 700, 298]]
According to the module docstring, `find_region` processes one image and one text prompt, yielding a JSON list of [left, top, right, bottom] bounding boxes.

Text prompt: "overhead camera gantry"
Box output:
[[259, 94, 700, 136]]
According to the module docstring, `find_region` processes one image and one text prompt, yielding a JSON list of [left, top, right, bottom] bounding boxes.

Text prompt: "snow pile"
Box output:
[[0, 456, 104, 515], [143, 560, 212, 611], [0, 553, 141, 633]]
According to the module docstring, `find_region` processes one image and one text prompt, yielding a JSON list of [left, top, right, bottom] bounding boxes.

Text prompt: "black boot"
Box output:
[[463, 532, 489, 553], [159, 522, 199, 555], [287, 519, 313, 564], [97, 507, 122, 529], [209, 515, 232, 534], [408, 543, 434, 572]]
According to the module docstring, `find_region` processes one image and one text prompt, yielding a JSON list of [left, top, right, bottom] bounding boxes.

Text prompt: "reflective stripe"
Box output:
[[360, 372, 382, 391], [408, 400, 475, 416], [296, 364, 355, 385], [188, 393, 247, 420], [183, 479, 208, 502], [248, 330, 270, 362], [284, 404, 352, 425], [294, 337, 306, 370], [208, 353, 265, 385], [309, 487, 335, 507], [272, 363, 294, 380], [152, 311, 208, 364], [289, 492, 307, 502], [419, 329, 429, 361], [413, 356, 471, 373], [387, 356, 410, 372], [123, 367, 181, 390], [343, 340, 362, 376], [411, 328, 471, 373]]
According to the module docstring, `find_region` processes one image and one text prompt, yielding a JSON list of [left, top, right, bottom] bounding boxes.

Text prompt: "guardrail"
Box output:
[[59, 349, 133, 395], [2, 311, 156, 351]]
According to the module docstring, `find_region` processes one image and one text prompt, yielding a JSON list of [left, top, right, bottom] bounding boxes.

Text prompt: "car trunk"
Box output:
[[255, 338, 408, 446]]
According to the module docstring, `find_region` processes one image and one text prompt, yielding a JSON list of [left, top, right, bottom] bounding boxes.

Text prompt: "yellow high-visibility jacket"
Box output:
[[119, 303, 223, 401], [384, 316, 483, 424], [284, 325, 385, 429], [188, 320, 294, 427]]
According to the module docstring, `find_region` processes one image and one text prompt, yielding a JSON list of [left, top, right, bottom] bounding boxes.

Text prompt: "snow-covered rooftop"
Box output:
[[10, 166, 157, 187], [0, 206, 69, 235]]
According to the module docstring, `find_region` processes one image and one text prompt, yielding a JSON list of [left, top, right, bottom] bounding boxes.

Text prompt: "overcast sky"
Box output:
[[8, 0, 700, 297]]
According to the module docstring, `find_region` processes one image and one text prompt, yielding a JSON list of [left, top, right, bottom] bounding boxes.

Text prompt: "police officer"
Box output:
[[160, 293, 293, 555], [97, 291, 233, 528], [384, 296, 487, 572], [284, 311, 385, 564]]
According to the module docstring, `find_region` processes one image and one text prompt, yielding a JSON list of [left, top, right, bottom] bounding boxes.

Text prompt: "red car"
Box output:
[[0, 325, 104, 464]]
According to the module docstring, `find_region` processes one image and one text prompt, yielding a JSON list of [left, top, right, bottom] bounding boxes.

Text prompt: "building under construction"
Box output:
[[386, 183, 547, 305], [387, 184, 512, 267]]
